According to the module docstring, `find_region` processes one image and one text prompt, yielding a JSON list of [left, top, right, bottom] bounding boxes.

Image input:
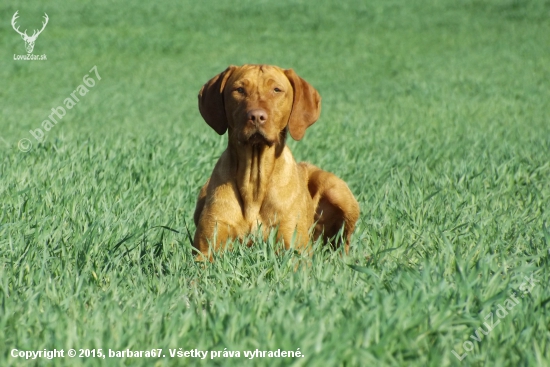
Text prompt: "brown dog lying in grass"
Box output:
[[193, 64, 359, 260]]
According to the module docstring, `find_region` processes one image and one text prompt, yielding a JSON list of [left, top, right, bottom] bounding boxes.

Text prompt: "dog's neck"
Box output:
[[228, 135, 287, 220]]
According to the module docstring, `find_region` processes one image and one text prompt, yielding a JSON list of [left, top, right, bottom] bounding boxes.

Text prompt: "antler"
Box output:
[[30, 13, 49, 39], [11, 11, 28, 38], [11, 11, 48, 40]]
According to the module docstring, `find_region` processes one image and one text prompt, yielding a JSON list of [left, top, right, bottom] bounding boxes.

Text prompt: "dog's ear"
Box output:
[[198, 66, 237, 135], [284, 69, 321, 141]]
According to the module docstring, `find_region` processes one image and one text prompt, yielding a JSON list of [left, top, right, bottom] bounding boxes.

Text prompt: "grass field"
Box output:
[[1, 0, 550, 366]]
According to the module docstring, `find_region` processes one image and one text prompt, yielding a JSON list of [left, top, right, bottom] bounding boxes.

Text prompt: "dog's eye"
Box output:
[[274, 87, 282, 93], [235, 87, 245, 94]]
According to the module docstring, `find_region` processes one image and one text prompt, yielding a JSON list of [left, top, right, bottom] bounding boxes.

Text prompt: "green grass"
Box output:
[[1, 0, 550, 366]]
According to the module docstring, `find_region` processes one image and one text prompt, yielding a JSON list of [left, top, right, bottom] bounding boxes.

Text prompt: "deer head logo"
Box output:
[[11, 11, 49, 54]]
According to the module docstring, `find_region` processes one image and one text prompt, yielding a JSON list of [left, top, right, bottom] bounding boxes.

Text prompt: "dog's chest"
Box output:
[[242, 194, 282, 233]]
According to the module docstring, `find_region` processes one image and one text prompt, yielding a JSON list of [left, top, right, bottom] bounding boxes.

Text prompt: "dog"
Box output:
[[193, 64, 359, 260]]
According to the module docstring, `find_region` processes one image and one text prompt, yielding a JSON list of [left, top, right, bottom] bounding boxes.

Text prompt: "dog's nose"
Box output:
[[247, 109, 268, 125]]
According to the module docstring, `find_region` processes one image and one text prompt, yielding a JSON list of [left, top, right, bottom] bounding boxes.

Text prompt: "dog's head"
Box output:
[[198, 64, 321, 146]]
